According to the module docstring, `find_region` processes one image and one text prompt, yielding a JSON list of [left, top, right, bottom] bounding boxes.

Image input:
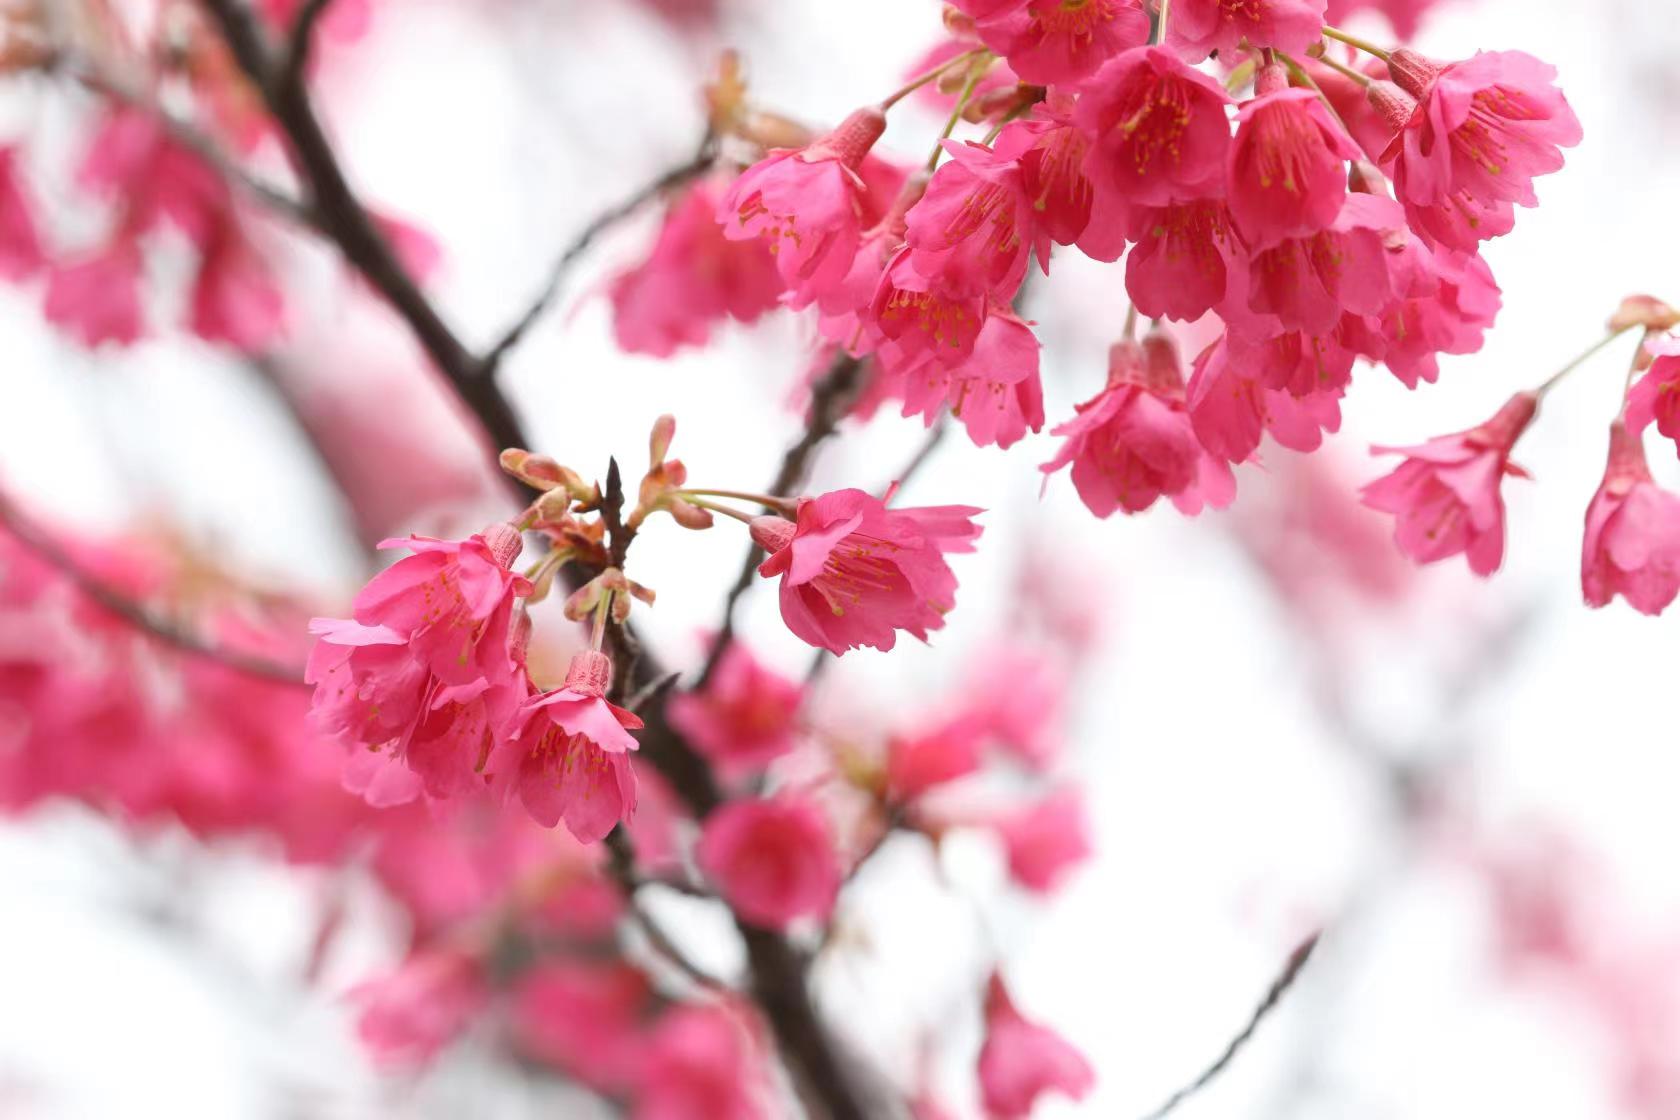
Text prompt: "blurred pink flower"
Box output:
[[668, 643, 803, 778], [697, 795, 840, 930], [351, 948, 488, 1068], [978, 973, 1095, 1118]]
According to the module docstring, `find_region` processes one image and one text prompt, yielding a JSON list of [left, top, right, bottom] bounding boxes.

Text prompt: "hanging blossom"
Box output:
[[952, 0, 1151, 86], [1581, 420, 1680, 616], [696, 794, 841, 931], [487, 649, 644, 844], [750, 488, 983, 655], [306, 525, 529, 807], [977, 972, 1096, 1119], [1627, 337, 1680, 456], [1167, 0, 1328, 62], [1360, 391, 1539, 577]]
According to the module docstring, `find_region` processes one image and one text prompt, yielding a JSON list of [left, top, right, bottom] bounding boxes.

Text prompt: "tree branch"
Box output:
[[0, 490, 307, 686], [1139, 931, 1323, 1120], [280, 0, 336, 86], [481, 133, 718, 376]]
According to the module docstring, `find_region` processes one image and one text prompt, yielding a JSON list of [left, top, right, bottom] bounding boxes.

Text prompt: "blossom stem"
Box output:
[[1313, 50, 1372, 87], [1224, 57, 1258, 93], [1533, 323, 1642, 399], [1123, 303, 1139, 342], [683, 496, 758, 525], [926, 64, 986, 172], [1153, 0, 1172, 45], [591, 590, 612, 652], [678, 488, 796, 514], [879, 49, 987, 111], [1320, 24, 1391, 61], [981, 103, 1033, 146], [1275, 52, 1358, 143]]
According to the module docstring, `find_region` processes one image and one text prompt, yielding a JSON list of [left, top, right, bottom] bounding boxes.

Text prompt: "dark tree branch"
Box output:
[[694, 352, 866, 689], [280, 0, 336, 85], [195, 0, 531, 476], [1139, 931, 1323, 1120], [0, 491, 307, 685], [481, 133, 719, 376], [604, 829, 731, 993]]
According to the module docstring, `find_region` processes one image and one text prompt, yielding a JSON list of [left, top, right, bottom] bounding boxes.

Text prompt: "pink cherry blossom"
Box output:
[[1077, 46, 1234, 208], [1187, 332, 1344, 462], [887, 717, 985, 800], [905, 140, 1050, 300], [0, 146, 44, 279], [1626, 338, 1680, 455], [991, 106, 1097, 248], [512, 962, 649, 1091], [697, 794, 841, 930], [611, 177, 782, 358], [960, 0, 1150, 86], [869, 247, 989, 367], [1360, 391, 1538, 576], [1245, 191, 1405, 335], [1581, 420, 1680, 616], [1229, 87, 1363, 247], [750, 489, 983, 654], [306, 526, 529, 804], [635, 1005, 769, 1120], [668, 643, 804, 778], [44, 242, 146, 347], [1042, 334, 1235, 517], [487, 650, 643, 842], [350, 947, 488, 1068], [1167, 0, 1328, 60], [188, 220, 285, 352], [1125, 199, 1242, 322], [720, 107, 888, 307], [978, 973, 1095, 1119], [1380, 50, 1581, 250], [995, 786, 1093, 893], [892, 301, 1046, 450], [958, 642, 1067, 770]]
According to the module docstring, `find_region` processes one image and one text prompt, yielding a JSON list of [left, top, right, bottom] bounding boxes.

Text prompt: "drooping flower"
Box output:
[[487, 650, 642, 842], [719, 107, 888, 307], [668, 643, 804, 778], [1187, 332, 1344, 462], [1379, 50, 1582, 250], [1373, 245, 1502, 389], [751, 489, 983, 655], [512, 962, 649, 1091], [611, 177, 783, 358], [978, 973, 1096, 1119], [869, 247, 989, 366], [1245, 191, 1406, 334], [188, 219, 285, 352], [991, 106, 1097, 248], [892, 300, 1046, 450], [959, 0, 1151, 86], [1626, 338, 1680, 455], [994, 786, 1093, 893], [350, 948, 489, 1068], [1228, 87, 1363, 247], [1124, 198, 1242, 322], [1360, 391, 1538, 576], [905, 140, 1051, 300], [1042, 333, 1235, 517], [1581, 420, 1680, 616], [635, 1006, 769, 1120], [307, 525, 530, 804], [1077, 46, 1234, 208], [887, 716, 985, 801], [1167, 0, 1328, 61], [43, 242, 146, 347], [696, 794, 841, 930], [0, 146, 45, 279]]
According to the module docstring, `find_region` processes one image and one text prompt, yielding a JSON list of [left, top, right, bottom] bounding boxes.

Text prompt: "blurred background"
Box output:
[[2, 0, 1679, 1116]]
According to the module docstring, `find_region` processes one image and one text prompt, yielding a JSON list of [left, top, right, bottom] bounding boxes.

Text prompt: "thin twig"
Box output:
[[0, 491, 307, 685], [693, 352, 866, 689], [1139, 931, 1323, 1120], [481, 133, 718, 375], [604, 829, 731, 993]]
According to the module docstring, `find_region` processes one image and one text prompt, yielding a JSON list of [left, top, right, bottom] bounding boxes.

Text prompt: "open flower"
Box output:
[[1626, 337, 1680, 456], [487, 650, 642, 842], [1077, 46, 1233, 208], [751, 489, 983, 654], [978, 973, 1096, 1118], [959, 0, 1150, 86], [1360, 391, 1538, 576], [696, 794, 840, 930], [1581, 420, 1680, 616], [719, 107, 888, 307], [1167, 0, 1327, 60], [1228, 87, 1363, 247]]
